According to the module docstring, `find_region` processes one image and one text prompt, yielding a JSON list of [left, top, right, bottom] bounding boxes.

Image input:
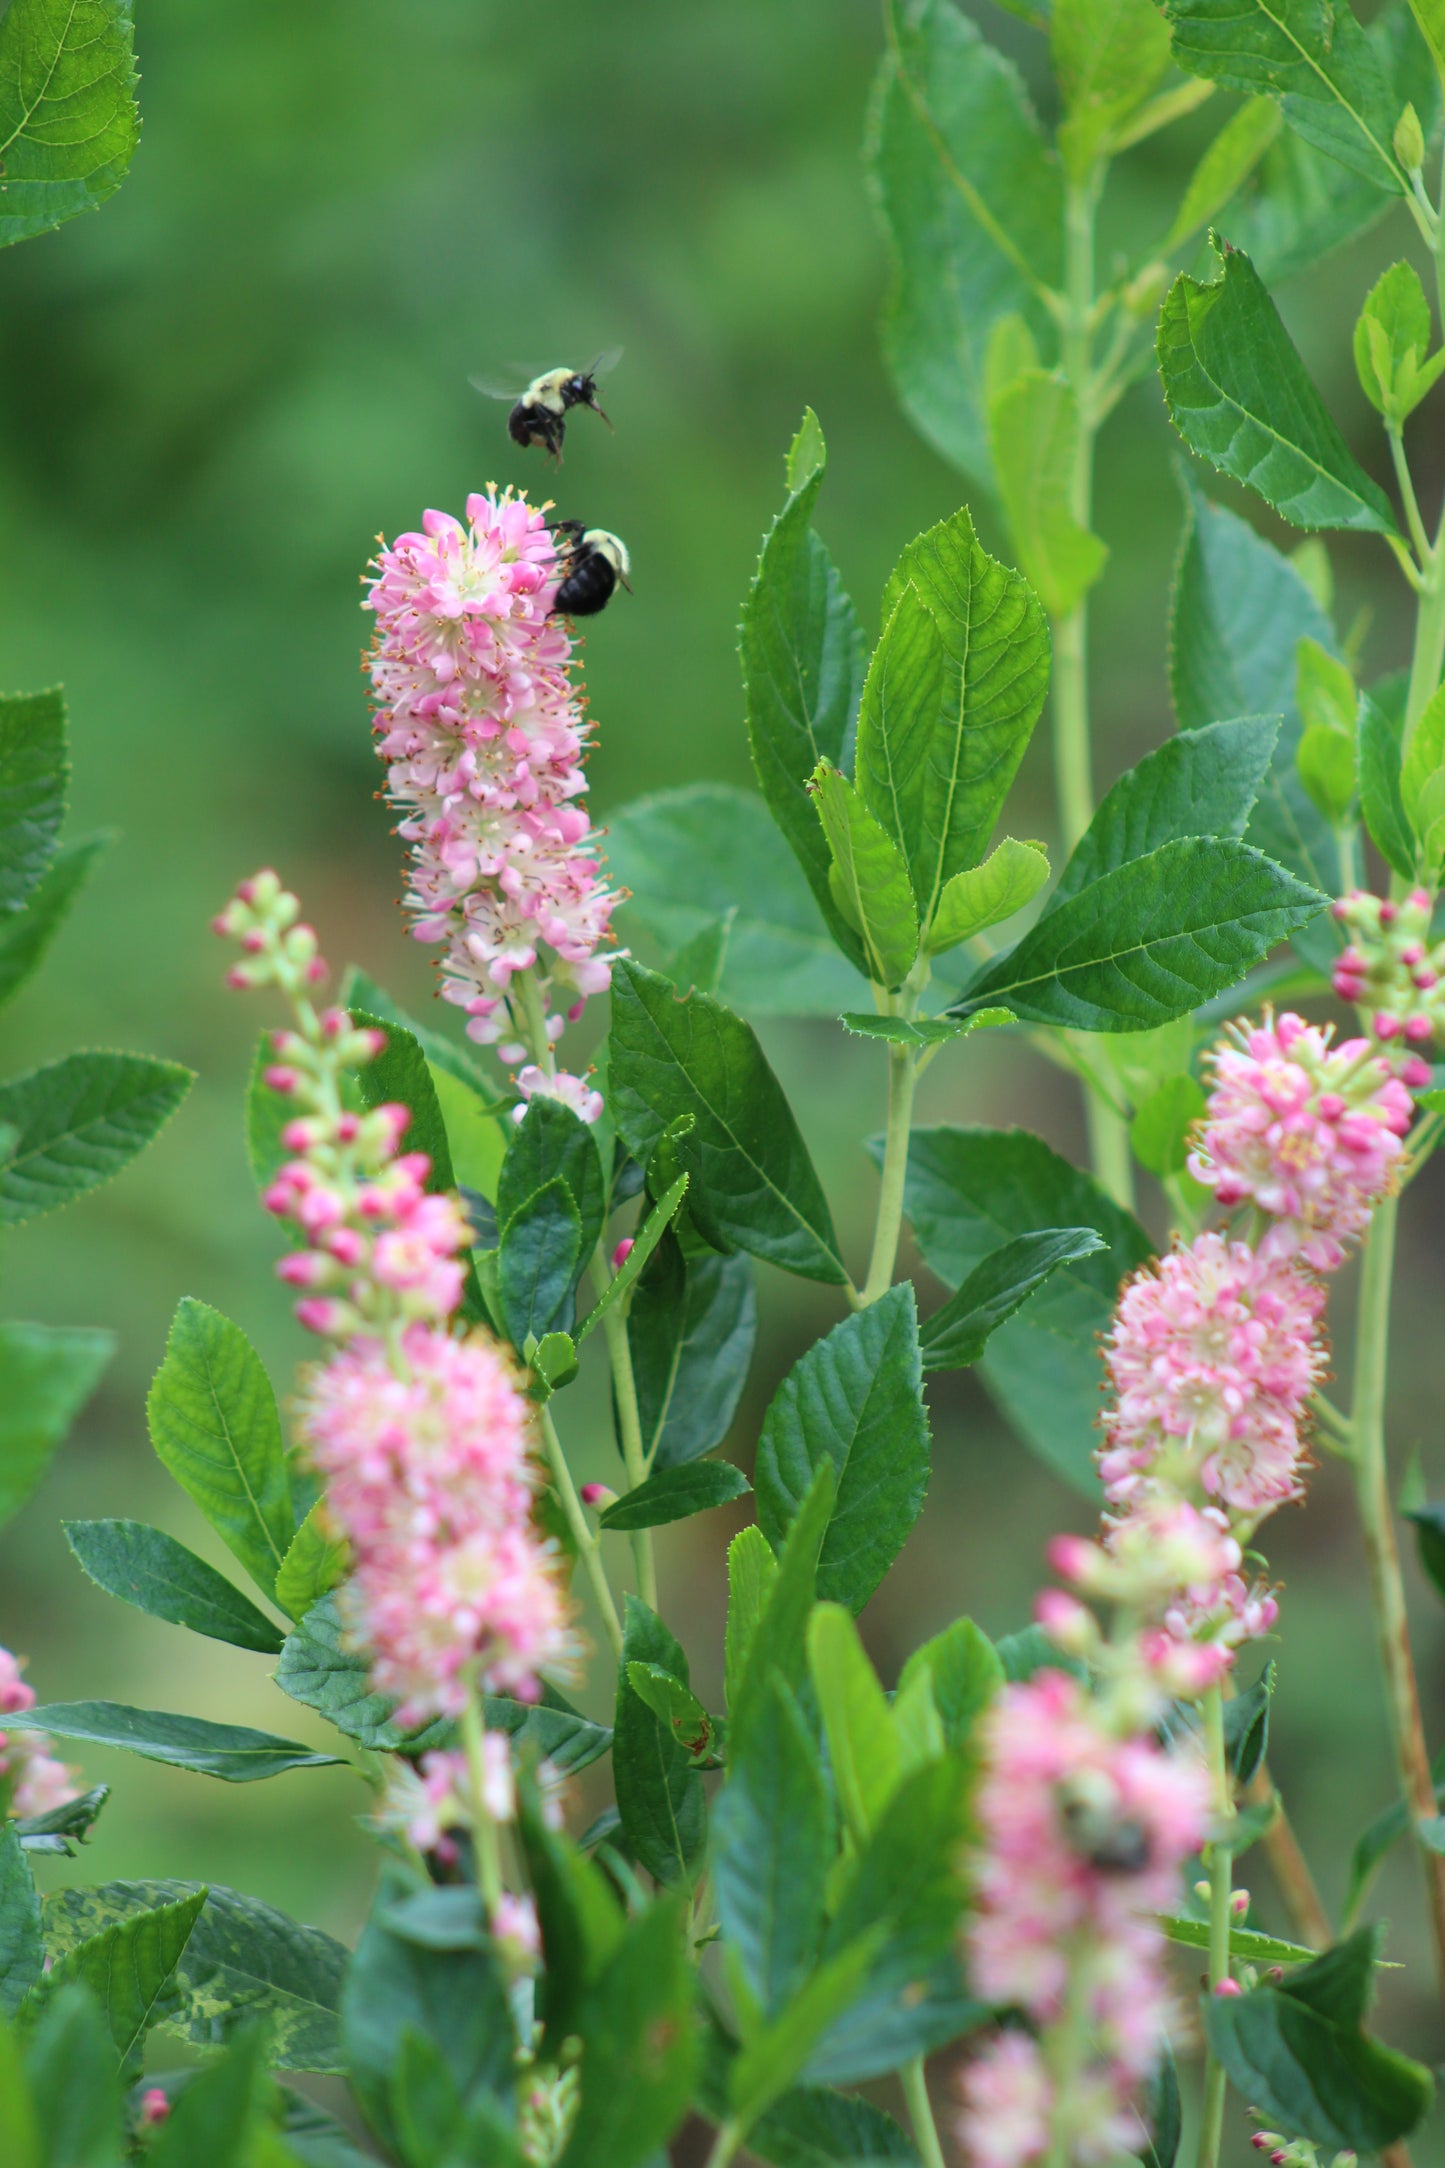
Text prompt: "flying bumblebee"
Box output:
[[551, 522, 631, 618], [471, 349, 622, 461]]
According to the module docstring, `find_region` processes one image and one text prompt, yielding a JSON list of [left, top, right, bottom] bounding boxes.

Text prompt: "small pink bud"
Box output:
[[1405, 1013, 1434, 1039], [579, 1483, 616, 1509], [1214, 1977, 1243, 1997], [224, 965, 252, 991], [1316, 1092, 1344, 1119], [1402, 1055, 1433, 1087], [611, 1237, 635, 1271], [306, 957, 328, 984], [1272, 2151, 1289, 2165], [1401, 943, 1425, 967], [1410, 888, 1432, 911], [1252, 2137, 1272, 2152], [1380, 901, 1398, 924], [140, 2089, 171, 2127], [263, 1066, 300, 1094], [1374, 1012, 1402, 1040], [1231, 1888, 1250, 1918], [335, 1112, 361, 1143], [1331, 897, 1349, 920], [294, 1296, 348, 1336]]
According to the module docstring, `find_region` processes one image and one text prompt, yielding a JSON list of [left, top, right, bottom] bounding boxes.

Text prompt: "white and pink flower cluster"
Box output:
[[1332, 886, 1444, 1062], [364, 491, 620, 1116], [961, 1672, 1209, 2168], [0, 1647, 78, 1821], [216, 873, 577, 1841]]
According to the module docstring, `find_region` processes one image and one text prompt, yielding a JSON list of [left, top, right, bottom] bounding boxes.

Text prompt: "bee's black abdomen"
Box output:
[[509, 401, 564, 457], [553, 553, 619, 617]]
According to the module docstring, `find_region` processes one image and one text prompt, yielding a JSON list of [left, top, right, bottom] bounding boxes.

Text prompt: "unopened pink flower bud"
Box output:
[[1402, 1056, 1432, 1087], [1231, 1888, 1250, 1918], [611, 1237, 634, 1271], [140, 2088, 171, 2128], [294, 1296, 354, 1337], [1380, 901, 1398, 924], [579, 1483, 615, 1509], [263, 1066, 301, 1093], [1214, 1977, 1243, 1997], [1405, 1012, 1434, 1039]]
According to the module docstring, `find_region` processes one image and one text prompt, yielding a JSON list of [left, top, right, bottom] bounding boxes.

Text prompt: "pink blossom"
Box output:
[[1099, 1235, 1324, 1515], [958, 2033, 1052, 2168], [139, 2089, 171, 2129], [364, 492, 623, 1075], [0, 1645, 79, 1822], [1189, 1013, 1412, 1271], [493, 1891, 542, 1973]]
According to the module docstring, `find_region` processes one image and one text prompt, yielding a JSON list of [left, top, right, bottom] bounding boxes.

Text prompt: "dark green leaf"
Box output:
[[713, 1676, 831, 2017], [274, 1501, 348, 1623], [1408, 1501, 1445, 1602], [0, 1827, 41, 2017], [839, 1007, 1014, 1047], [1159, 243, 1398, 535], [601, 1461, 751, 1531], [919, 1227, 1105, 1370], [1224, 1663, 1274, 1784], [1361, 695, 1418, 880], [0, 836, 106, 1010], [1050, 716, 1280, 909], [518, 1781, 626, 2051], [958, 836, 1324, 1030], [608, 784, 867, 1019], [729, 1464, 837, 1760], [609, 960, 846, 1285], [895, 1126, 1153, 1492], [0, 1320, 111, 1531], [868, 0, 1063, 485], [1169, 478, 1343, 951], [630, 1237, 756, 1469], [43, 1877, 347, 2073], [750, 2086, 921, 2168], [557, 1895, 697, 2168], [0, 1051, 193, 1225], [7, 1702, 341, 1781], [1142, 2048, 1182, 2168], [855, 509, 1050, 936], [498, 1176, 583, 1345], [13, 1782, 109, 1854], [342, 1864, 515, 2155], [272, 1592, 451, 1753], [754, 1284, 930, 1614], [146, 1298, 293, 1599], [498, 1096, 606, 1258], [1204, 1927, 1434, 2150], [812, 761, 919, 988], [0, 0, 140, 247], [730, 1937, 885, 2130], [613, 1600, 706, 1885], [146, 2025, 271, 2168], [63, 1518, 284, 1653], [740, 412, 869, 970], [340, 968, 496, 1097], [22, 1985, 120, 2168], [1162, 0, 1407, 191], [0, 688, 65, 912], [1157, 1912, 1315, 1964], [897, 1617, 1003, 1751], [27, 1887, 205, 2078], [279, 2090, 381, 2168]]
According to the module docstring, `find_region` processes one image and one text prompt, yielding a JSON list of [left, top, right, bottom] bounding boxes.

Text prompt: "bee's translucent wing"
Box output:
[[469, 371, 522, 401], [587, 346, 624, 380]]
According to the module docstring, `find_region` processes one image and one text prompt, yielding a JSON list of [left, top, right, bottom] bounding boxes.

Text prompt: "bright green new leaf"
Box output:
[[856, 508, 1050, 935], [1161, 0, 1408, 192], [725, 1525, 778, 1720], [0, 0, 140, 247], [919, 1226, 1106, 1370], [7, 1701, 341, 1782], [927, 837, 1049, 955], [0, 1320, 111, 1531], [1156, 1913, 1315, 1965], [0, 836, 106, 1011], [896, 1617, 1003, 1751], [1354, 260, 1444, 419], [147, 1298, 293, 1599], [0, 688, 65, 912], [1297, 723, 1358, 823], [274, 1501, 349, 1623], [958, 836, 1325, 1030], [730, 1463, 837, 1759], [625, 1664, 721, 1765], [575, 1171, 690, 1348], [608, 784, 867, 1019], [1051, 0, 1172, 174], [986, 368, 1108, 616], [63, 1518, 284, 1653], [601, 1461, 751, 1531], [613, 1599, 706, 1886], [26, 1887, 206, 2077], [1205, 1927, 1433, 2151], [609, 960, 846, 1285], [811, 762, 919, 989], [1160, 243, 1400, 535], [557, 1896, 698, 2168], [808, 1604, 901, 1841], [1164, 98, 1284, 252], [868, 0, 1063, 484], [753, 1284, 930, 1614], [713, 1676, 831, 2016], [1401, 680, 1445, 831], [1296, 636, 1357, 737], [839, 1007, 1014, 1047], [0, 1050, 193, 1225], [740, 413, 869, 973], [0, 1827, 41, 2017], [43, 1877, 347, 2074], [728, 1934, 883, 2134], [1131, 1074, 1207, 1177]]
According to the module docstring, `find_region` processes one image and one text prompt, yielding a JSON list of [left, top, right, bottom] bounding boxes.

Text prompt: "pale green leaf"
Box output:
[[812, 762, 919, 988]]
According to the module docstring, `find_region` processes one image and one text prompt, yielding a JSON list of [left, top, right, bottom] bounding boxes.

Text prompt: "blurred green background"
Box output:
[[3, 0, 1445, 2133]]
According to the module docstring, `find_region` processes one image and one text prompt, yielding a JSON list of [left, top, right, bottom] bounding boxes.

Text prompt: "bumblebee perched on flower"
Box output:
[[551, 523, 631, 618], [471, 349, 621, 461]]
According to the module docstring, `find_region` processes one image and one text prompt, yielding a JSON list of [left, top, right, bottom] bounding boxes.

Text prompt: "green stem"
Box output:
[[1389, 422, 1433, 569], [539, 1403, 624, 1659], [460, 1688, 504, 1914], [900, 2058, 947, 2168], [1195, 1684, 1234, 2168], [860, 1037, 918, 1305], [1349, 1196, 1445, 1995], [600, 1297, 657, 1610], [703, 2120, 744, 2168], [515, 969, 557, 1077]]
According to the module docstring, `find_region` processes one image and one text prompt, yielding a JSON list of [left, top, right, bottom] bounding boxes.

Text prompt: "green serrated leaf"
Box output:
[[725, 1525, 778, 1720], [1051, 0, 1172, 173], [0, 0, 140, 247], [575, 1172, 689, 1347], [0, 688, 65, 912], [1159, 242, 1399, 535], [609, 960, 846, 1285], [63, 1518, 284, 1653], [498, 1177, 583, 1348], [812, 761, 919, 989], [274, 1501, 349, 1623], [0, 836, 107, 1011], [146, 1298, 293, 1600], [7, 1702, 341, 1782], [754, 1284, 930, 1614], [614, 1599, 707, 1886], [919, 1226, 1105, 1370], [1131, 1075, 1207, 1177], [714, 1676, 831, 2019], [556, 1894, 697, 2168], [629, 1236, 756, 1469], [839, 1007, 1014, 1047], [928, 837, 1050, 955], [896, 1618, 1003, 1752], [730, 1464, 837, 1760], [856, 508, 1050, 936], [601, 1460, 751, 1531], [0, 1320, 111, 1531], [988, 368, 1108, 614], [809, 1604, 901, 1843], [26, 1887, 206, 2078], [0, 1827, 41, 2017], [0, 1050, 193, 1225]]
